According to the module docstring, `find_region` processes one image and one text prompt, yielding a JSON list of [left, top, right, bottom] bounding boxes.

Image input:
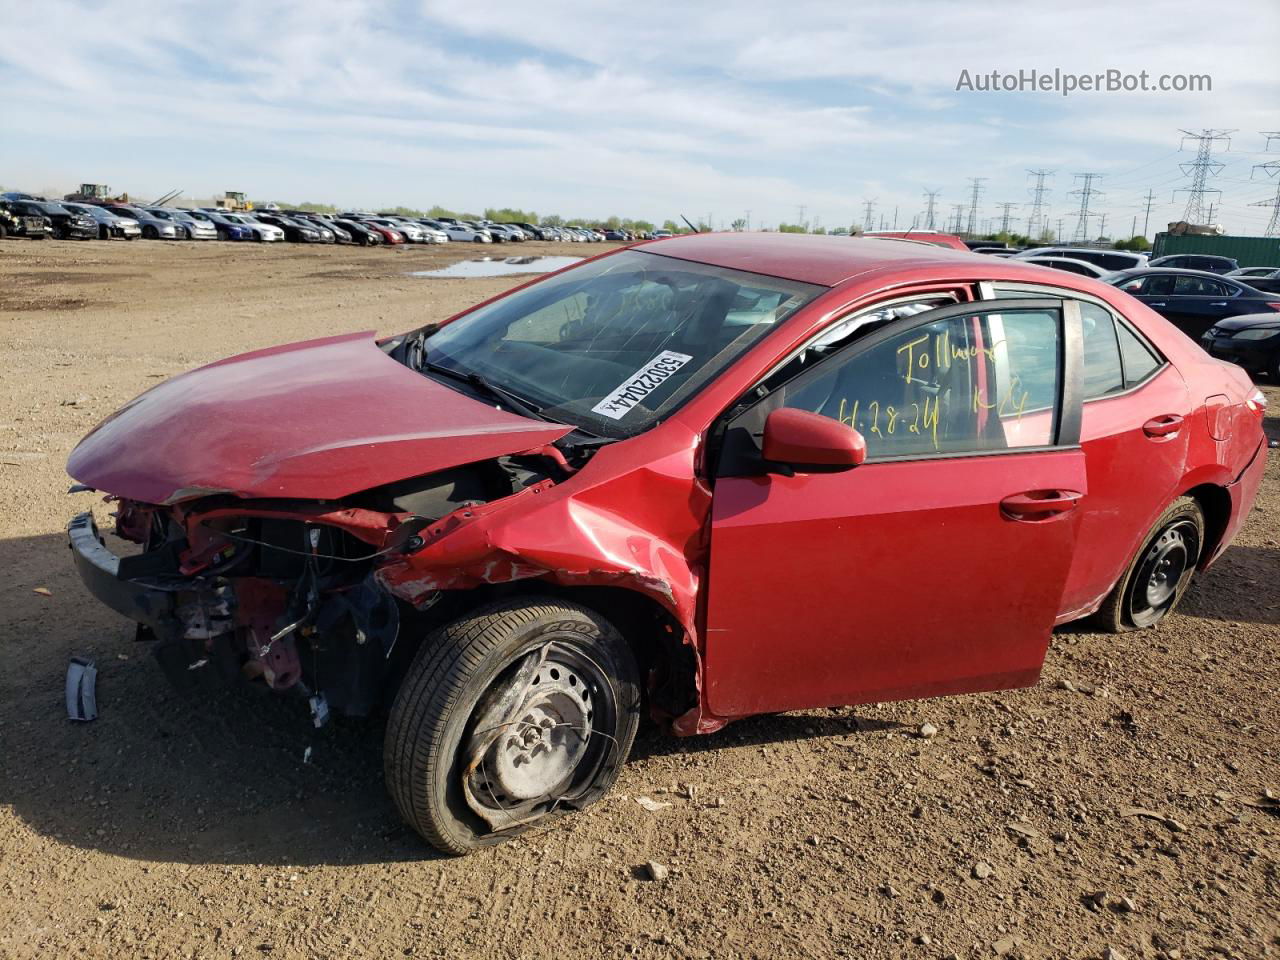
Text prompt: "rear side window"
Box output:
[[1080, 304, 1125, 399], [1117, 322, 1161, 387], [1173, 275, 1229, 296]]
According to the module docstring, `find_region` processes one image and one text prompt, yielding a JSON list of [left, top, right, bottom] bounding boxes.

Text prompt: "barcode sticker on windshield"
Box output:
[[591, 351, 694, 420]]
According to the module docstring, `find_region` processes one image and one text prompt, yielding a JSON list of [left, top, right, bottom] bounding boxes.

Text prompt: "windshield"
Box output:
[[421, 250, 823, 438]]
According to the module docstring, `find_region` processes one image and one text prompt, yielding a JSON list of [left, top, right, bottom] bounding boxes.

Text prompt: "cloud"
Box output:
[[1, 0, 1276, 232]]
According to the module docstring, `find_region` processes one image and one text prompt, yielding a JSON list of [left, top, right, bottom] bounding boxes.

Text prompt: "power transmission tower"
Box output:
[[1098, 212, 1109, 238], [1056, 218, 1065, 243], [861, 198, 876, 232], [950, 204, 966, 234], [1174, 128, 1234, 224], [1141, 188, 1157, 238], [798, 205, 806, 230], [964, 177, 987, 236], [1264, 131, 1280, 151], [1025, 169, 1053, 238], [996, 202, 1018, 236], [922, 189, 940, 229], [1069, 173, 1104, 242], [745, 209, 751, 231], [1252, 159, 1280, 237]]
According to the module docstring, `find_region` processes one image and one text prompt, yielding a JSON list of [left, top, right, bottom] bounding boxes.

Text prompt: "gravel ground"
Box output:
[[1, 237, 1277, 960]]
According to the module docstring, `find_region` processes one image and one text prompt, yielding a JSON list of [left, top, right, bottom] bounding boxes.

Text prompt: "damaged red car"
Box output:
[[67, 234, 1267, 854]]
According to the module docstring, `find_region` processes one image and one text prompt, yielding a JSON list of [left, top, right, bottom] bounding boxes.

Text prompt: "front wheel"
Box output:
[[385, 598, 640, 855], [1092, 496, 1204, 632]]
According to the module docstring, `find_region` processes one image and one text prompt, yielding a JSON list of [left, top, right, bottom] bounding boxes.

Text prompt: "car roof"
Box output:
[[1113, 267, 1242, 278], [636, 232, 1034, 286]]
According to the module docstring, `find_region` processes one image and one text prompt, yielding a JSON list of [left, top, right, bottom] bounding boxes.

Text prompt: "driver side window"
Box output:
[[776, 306, 1063, 460]]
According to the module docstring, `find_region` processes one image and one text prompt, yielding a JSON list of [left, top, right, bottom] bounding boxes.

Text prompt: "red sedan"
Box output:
[[66, 234, 1267, 854]]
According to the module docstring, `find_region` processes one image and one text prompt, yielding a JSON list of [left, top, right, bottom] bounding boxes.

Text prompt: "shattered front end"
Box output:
[[69, 497, 424, 718]]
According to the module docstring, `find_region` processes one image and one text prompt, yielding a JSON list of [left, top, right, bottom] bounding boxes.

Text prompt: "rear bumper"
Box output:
[[67, 512, 178, 639], [1205, 437, 1268, 568]]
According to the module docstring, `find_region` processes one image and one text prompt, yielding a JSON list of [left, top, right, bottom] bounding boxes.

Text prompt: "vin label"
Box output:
[[590, 350, 694, 420]]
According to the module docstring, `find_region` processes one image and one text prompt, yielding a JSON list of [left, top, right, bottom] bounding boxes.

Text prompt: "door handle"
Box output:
[[1209, 302, 1227, 307], [1000, 490, 1082, 520], [1148, 302, 1166, 307], [1143, 414, 1184, 438]]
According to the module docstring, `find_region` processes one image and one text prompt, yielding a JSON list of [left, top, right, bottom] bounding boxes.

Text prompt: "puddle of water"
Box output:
[[408, 256, 583, 279]]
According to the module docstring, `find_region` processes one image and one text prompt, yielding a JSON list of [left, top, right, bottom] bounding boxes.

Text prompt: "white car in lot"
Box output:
[[367, 218, 426, 243], [213, 212, 285, 242], [441, 223, 491, 243], [409, 220, 450, 243]]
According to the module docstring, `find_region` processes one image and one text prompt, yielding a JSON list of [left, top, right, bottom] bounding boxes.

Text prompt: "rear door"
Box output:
[[1169, 275, 1236, 336], [704, 299, 1086, 717]]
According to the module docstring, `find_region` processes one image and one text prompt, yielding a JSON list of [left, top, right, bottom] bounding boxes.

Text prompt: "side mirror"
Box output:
[[761, 408, 866, 471]]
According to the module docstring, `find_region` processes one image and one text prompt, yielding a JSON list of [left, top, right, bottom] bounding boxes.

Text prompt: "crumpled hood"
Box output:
[[68, 331, 571, 504]]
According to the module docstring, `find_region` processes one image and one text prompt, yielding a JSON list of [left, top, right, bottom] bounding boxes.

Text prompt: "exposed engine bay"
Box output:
[[89, 454, 563, 721]]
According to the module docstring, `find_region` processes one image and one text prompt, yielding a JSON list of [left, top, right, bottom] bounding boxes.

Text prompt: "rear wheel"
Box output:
[[143, 225, 158, 240], [385, 598, 640, 855], [1092, 496, 1204, 632], [0, 221, 7, 239]]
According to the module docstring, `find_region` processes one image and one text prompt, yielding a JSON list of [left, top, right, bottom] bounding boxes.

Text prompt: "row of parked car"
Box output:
[[0, 192, 648, 246], [865, 231, 1280, 379]]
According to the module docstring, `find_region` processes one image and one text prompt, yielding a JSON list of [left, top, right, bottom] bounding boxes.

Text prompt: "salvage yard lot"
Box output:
[[1, 240, 1277, 960]]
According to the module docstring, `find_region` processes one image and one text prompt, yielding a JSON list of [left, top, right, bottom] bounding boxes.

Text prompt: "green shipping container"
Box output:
[[1150, 233, 1280, 267]]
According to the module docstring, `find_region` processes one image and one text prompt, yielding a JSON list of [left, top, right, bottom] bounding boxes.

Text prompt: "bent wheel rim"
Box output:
[[1128, 518, 1199, 626], [463, 641, 616, 830]]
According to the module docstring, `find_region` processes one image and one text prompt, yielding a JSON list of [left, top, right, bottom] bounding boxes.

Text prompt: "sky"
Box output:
[[2, 0, 1279, 237]]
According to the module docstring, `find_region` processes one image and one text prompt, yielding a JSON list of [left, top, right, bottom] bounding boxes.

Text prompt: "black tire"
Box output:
[[99, 225, 109, 240], [1268, 351, 1280, 383], [143, 225, 158, 240], [0, 221, 7, 239], [1092, 496, 1204, 632], [385, 597, 640, 855]]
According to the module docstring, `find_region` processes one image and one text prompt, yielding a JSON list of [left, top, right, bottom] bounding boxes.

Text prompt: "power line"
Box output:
[[1251, 158, 1280, 237], [1174, 128, 1234, 224], [996, 201, 1018, 235], [1025, 169, 1053, 238], [964, 177, 987, 237], [1068, 173, 1104, 242], [922, 189, 940, 229]]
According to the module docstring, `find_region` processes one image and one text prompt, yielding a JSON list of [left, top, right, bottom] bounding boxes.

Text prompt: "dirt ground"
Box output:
[[1, 237, 1277, 960]]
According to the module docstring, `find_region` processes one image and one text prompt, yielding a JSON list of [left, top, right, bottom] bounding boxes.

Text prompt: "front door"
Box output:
[[704, 300, 1087, 718]]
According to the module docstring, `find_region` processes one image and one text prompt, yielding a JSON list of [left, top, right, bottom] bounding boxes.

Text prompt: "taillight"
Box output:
[[1267, 303, 1280, 312], [1246, 388, 1267, 418]]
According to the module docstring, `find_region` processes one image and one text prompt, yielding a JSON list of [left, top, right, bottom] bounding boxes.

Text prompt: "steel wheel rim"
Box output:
[[463, 641, 616, 827], [1129, 518, 1199, 625]]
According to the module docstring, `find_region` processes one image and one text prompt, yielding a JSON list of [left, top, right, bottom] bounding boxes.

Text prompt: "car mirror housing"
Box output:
[[761, 408, 866, 471]]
